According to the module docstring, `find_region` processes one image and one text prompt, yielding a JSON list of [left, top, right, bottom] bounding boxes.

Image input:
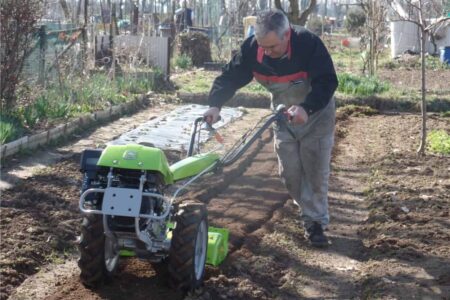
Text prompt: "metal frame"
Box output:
[[79, 159, 219, 250]]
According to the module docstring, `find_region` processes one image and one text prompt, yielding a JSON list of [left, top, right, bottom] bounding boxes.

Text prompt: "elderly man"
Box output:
[[204, 9, 337, 247]]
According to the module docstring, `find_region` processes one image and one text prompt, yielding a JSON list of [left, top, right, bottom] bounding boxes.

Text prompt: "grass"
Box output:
[[336, 104, 379, 118], [172, 69, 269, 96], [1, 72, 162, 144], [173, 70, 215, 93], [427, 130, 450, 155]]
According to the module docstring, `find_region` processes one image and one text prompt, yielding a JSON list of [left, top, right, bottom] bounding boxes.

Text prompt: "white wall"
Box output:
[[96, 35, 170, 75], [391, 21, 450, 57]]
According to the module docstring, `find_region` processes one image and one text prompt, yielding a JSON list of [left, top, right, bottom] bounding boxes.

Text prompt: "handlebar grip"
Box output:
[[203, 115, 221, 127]]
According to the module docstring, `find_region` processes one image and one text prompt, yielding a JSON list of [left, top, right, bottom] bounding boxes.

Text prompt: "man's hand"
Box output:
[[287, 105, 308, 125], [203, 106, 221, 124]]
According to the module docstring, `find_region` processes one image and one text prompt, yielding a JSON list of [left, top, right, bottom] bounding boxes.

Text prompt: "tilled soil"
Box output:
[[1, 108, 449, 300]]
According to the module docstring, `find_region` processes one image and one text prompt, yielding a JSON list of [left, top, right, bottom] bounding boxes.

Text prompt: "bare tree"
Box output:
[[357, 0, 388, 76], [274, 0, 317, 26], [389, 0, 448, 155], [0, 0, 44, 111]]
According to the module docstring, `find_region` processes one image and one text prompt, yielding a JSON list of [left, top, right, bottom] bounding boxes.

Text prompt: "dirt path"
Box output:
[[3, 111, 449, 300]]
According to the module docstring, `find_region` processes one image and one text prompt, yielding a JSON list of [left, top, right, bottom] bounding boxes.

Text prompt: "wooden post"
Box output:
[[38, 25, 47, 85], [54, 49, 64, 95]]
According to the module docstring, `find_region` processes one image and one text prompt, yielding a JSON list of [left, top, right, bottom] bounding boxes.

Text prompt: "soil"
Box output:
[[377, 69, 450, 92], [1, 105, 449, 299]]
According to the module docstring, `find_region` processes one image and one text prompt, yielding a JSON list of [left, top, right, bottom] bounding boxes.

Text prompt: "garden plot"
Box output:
[[2, 112, 449, 300]]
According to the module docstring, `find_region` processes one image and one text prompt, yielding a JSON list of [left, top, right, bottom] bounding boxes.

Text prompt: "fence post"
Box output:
[[81, 0, 89, 73], [38, 25, 47, 84], [81, 27, 87, 72], [110, 2, 116, 79]]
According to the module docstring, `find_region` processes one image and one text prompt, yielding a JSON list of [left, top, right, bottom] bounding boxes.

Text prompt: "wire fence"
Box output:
[[21, 23, 87, 87]]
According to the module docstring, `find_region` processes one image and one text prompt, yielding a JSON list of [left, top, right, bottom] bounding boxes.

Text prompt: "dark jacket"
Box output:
[[208, 27, 338, 116]]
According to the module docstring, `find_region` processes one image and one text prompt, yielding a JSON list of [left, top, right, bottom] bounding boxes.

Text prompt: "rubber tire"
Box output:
[[78, 214, 118, 288], [168, 201, 208, 291]]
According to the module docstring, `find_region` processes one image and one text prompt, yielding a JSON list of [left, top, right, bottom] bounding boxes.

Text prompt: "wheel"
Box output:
[[78, 214, 119, 288], [168, 201, 208, 291]]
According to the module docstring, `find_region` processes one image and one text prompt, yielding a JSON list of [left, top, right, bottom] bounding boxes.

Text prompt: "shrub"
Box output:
[[306, 15, 324, 35], [345, 7, 366, 35]]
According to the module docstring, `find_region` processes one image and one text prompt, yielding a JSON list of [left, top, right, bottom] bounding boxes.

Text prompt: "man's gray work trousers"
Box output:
[[254, 74, 335, 229], [274, 99, 335, 229]]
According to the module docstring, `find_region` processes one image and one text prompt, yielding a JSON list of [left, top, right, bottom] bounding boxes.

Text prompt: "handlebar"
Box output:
[[219, 104, 295, 166], [187, 105, 296, 163]]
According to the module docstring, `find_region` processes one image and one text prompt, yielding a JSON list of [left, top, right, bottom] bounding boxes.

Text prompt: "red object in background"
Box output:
[[341, 39, 350, 47]]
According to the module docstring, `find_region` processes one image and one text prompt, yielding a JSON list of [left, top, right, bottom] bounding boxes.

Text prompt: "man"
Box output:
[[203, 9, 337, 247]]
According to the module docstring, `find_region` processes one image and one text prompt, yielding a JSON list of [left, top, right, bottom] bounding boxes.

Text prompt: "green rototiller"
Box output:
[[78, 105, 294, 291]]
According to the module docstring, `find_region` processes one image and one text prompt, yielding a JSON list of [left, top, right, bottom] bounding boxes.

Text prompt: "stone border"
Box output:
[[0, 95, 149, 160]]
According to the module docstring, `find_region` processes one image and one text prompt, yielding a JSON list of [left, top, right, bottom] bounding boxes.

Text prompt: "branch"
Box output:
[[389, 1, 422, 28], [425, 17, 450, 31], [298, 0, 317, 26]]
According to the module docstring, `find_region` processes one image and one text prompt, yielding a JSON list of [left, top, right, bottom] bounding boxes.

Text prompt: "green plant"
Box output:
[[117, 76, 154, 94], [0, 120, 16, 144], [426, 55, 450, 70], [427, 130, 450, 155], [48, 101, 72, 119], [34, 96, 49, 120], [22, 105, 39, 128], [174, 54, 193, 70], [337, 73, 390, 96], [0, 114, 22, 144]]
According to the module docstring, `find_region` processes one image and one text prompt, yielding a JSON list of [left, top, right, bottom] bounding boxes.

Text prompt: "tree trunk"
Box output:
[[132, 0, 139, 34], [259, 0, 267, 10], [113, 2, 119, 35], [76, 0, 82, 24], [119, 0, 123, 19], [59, 0, 71, 19], [417, 29, 427, 156]]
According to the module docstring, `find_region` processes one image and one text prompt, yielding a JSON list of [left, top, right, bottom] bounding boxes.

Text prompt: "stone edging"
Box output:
[[0, 95, 149, 160]]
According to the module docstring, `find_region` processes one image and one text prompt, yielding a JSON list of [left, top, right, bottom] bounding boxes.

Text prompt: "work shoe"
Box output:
[[304, 222, 329, 248]]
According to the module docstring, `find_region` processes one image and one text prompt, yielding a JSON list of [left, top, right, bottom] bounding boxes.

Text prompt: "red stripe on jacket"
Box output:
[[253, 71, 308, 83]]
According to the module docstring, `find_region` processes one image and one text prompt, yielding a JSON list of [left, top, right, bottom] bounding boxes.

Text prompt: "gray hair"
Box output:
[[255, 9, 290, 40]]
